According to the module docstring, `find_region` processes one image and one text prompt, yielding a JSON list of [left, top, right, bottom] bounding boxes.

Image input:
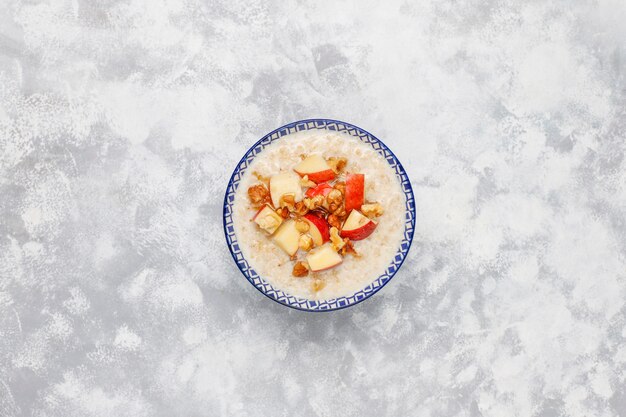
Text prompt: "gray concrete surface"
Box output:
[[0, 0, 625, 416]]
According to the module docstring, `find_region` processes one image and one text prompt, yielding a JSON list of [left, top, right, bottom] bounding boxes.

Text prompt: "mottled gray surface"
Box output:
[[1, 0, 625, 416]]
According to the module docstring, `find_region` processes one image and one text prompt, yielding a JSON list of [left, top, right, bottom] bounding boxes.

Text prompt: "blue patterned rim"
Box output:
[[223, 119, 415, 312]]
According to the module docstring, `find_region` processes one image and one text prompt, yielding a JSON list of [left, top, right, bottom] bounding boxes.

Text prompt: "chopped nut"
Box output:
[[333, 181, 346, 194], [327, 214, 342, 229], [327, 189, 343, 205], [332, 204, 346, 218], [295, 219, 310, 233], [248, 184, 270, 207], [329, 227, 346, 251], [327, 157, 348, 174], [313, 195, 325, 206], [292, 261, 309, 277], [279, 207, 290, 219], [280, 193, 296, 210], [312, 279, 325, 292], [303, 195, 324, 210], [300, 175, 316, 188], [340, 239, 358, 257], [293, 201, 309, 216], [298, 234, 314, 251], [326, 190, 343, 214], [361, 202, 384, 218]]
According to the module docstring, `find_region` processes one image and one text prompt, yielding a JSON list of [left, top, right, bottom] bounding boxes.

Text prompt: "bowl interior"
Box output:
[[223, 119, 415, 311]]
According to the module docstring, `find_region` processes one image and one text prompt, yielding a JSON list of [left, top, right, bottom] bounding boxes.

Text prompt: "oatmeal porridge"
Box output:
[[233, 129, 405, 300]]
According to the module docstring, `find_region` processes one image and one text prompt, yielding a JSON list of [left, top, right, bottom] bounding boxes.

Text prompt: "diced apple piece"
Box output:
[[252, 204, 283, 234], [294, 155, 336, 183], [305, 182, 333, 198], [269, 172, 303, 207], [272, 220, 301, 256], [303, 213, 330, 246], [345, 173, 364, 212], [306, 243, 343, 272], [340, 209, 377, 241]]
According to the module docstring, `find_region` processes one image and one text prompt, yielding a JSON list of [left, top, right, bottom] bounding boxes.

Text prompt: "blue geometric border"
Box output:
[[223, 119, 416, 312]]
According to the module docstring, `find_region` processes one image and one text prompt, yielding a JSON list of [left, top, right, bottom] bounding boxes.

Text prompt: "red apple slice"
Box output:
[[303, 213, 330, 246], [269, 172, 303, 207], [294, 155, 336, 183], [252, 204, 283, 234], [306, 243, 343, 272], [273, 220, 300, 256], [340, 209, 377, 241], [345, 173, 364, 212], [305, 182, 333, 198]]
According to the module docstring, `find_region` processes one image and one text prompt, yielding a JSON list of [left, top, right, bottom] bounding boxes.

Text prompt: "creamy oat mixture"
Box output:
[[233, 130, 405, 300]]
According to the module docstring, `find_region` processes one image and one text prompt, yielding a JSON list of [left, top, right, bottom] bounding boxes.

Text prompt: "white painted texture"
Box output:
[[0, 1, 625, 416]]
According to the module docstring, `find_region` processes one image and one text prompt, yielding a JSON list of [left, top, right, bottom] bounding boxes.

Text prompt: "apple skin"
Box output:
[[340, 220, 376, 241], [304, 169, 335, 183], [305, 182, 333, 198], [303, 213, 330, 245], [345, 173, 364, 212], [294, 155, 336, 183], [340, 209, 377, 241]]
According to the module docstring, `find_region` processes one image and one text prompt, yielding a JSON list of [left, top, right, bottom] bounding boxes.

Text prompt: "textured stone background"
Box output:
[[1, 0, 625, 416]]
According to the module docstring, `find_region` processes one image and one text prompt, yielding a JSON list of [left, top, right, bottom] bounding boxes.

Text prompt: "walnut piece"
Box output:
[[280, 193, 296, 211], [295, 219, 310, 233], [303, 195, 324, 210], [293, 201, 309, 216], [300, 175, 316, 188], [361, 203, 384, 218], [340, 239, 358, 257], [327, 214, 342, 229], [327, 189, 343, 205], [332, 204, 346, 218], [327, 157, 347, 174], [248, 184, 270, 207], [298, 234, 314, 251], [329, 227, 346, 251], [333, 181, 346, 194], [278, 207, 290, 219], [311, 279, 325, 292], [292, 261, 309, 277]]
